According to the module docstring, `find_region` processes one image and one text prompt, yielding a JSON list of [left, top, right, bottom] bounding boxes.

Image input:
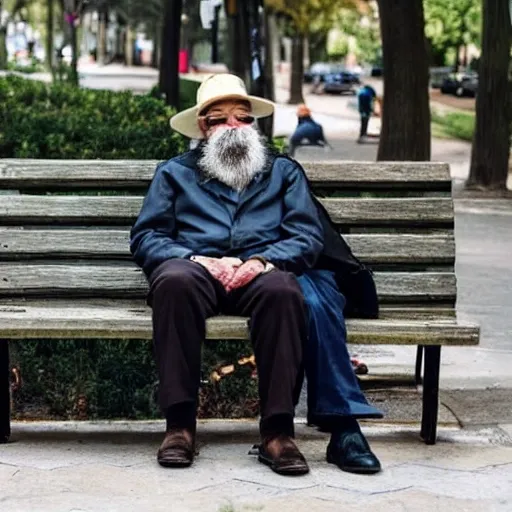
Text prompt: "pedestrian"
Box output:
[[288, 104, 332, 158], [357, 83, 380, 143]]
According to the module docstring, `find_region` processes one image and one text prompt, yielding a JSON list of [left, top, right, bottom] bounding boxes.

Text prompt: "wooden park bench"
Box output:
[[0, 159, 480, 445]]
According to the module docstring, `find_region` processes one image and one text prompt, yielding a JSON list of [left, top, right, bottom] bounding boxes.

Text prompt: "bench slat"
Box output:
[[0, 263, 456, 302], [0, 299, 456, 320], [0, 196, 454, 226], [0, 230, 455, 264], [0, 160, 451, 190], [0, 305, 478, 344]]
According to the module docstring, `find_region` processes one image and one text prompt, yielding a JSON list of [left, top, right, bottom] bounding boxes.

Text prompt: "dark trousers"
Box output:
[[148, 259, 306, 437], [359, 113, 370, 137]]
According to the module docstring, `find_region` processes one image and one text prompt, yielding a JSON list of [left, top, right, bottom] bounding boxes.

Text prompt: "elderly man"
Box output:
[[131, 73, 382, 476], [130, 74, 320, 475]]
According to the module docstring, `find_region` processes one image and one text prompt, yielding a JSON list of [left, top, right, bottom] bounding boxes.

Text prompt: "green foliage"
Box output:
[[7, 58, 44, 74], [331, 7, 381, 64], [0, 75, 187, 158], [424, 0, 481, 66], [266, 0, 361, 35], [11, 339, 258, 420], [431, 109, 475, 141], [178, 77, 202, 111]]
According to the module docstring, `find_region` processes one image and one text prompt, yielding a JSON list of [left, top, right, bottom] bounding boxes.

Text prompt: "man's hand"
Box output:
[[225, 259, 266, 293], [190, 256, 242, 289]]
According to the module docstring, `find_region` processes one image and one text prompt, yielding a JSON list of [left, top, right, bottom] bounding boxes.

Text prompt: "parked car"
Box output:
[[322, 70, 360, 94], [440, 73, 478, 97], [304, 62, 344, 83]]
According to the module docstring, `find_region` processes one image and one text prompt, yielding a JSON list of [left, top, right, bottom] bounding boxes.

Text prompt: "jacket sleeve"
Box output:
[[130, 163, 194, 275], [252, 161, 324, 274]]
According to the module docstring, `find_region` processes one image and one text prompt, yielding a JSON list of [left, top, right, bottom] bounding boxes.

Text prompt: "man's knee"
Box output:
[[257, 271, 304, 306], [149, 259, 201, 298]]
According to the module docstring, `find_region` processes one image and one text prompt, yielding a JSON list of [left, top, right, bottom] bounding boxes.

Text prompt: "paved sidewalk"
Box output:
[[2, 64, 512, 511], [2, 420, 512, 512]]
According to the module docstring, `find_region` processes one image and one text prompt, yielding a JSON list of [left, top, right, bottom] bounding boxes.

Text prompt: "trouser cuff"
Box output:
[[260, 413, 295, 439], [165, 401, 197, 432]]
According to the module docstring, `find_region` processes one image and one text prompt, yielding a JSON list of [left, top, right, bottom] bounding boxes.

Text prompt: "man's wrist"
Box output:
[[246, 255, 268, 266]]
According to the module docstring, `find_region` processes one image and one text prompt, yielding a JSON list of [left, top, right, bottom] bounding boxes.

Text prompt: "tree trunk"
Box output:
[[468, 0, 512, 190], [228, 3, 250, 84], [151, 22, 160, 69], [211, 5, 221, 63], [288, 34, 304, 104], [125, 25, 133, 66], [376, 0, 430, 161], [69, 18, 79, 85], [159, 0, 182, 109], [46, 0, 54, 71], [0, 28, 7, 70], [97, 6, 107, 65]]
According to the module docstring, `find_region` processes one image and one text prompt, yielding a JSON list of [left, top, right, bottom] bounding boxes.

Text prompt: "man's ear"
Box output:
[[197, 117, 208, 137]]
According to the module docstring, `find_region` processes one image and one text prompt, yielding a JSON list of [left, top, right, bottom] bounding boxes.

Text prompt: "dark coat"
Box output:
[[275, 153, 379, 319], [130, 148, 378, 320], [130, 150, 324, 277]]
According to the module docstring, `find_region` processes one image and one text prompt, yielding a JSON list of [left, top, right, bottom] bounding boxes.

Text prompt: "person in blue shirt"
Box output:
[[357, 84, 378, 142], [288, 104, 331, 157]]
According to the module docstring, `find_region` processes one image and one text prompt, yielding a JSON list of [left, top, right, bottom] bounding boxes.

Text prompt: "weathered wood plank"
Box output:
[[0, 299, 457, 320], [0, 305, 478, 344], [0, 230, 456, 264], [0, 196, 454, 226], [0, 263, 456, 302], [0, 160, 451, 190]]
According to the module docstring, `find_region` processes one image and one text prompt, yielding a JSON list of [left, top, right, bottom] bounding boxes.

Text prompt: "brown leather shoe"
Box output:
[[258, 435, 309, 476], [157, 428, 195, 468]]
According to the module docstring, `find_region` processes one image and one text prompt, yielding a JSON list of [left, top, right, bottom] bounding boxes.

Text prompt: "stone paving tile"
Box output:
[[3, 423, 512, 511], [360, 489, 499, 512]]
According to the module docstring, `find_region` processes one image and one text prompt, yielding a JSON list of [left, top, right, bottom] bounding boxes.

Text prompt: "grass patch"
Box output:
[[431, 109, 475, 141]]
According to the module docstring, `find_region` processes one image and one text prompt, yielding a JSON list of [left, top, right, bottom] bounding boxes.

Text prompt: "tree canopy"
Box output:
[[424, 0, 481, 66]]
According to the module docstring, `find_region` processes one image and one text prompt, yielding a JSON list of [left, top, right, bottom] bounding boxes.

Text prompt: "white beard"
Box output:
[[198, 125, 267, 192]]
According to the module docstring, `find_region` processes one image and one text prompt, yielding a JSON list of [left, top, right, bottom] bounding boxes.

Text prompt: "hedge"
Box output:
[[0, 75, 187, 159], [3, 75, 259, 420]]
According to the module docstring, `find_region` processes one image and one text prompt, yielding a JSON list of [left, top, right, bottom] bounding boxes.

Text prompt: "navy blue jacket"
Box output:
[[290, 117, 326, 146], [130, 150, 324, 277]]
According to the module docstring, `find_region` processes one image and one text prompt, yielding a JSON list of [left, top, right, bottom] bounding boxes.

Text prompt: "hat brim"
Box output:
[[170, 94, 275, 139]]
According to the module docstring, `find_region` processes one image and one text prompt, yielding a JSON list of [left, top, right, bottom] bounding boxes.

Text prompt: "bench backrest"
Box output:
[[0, 160, 455, 319]]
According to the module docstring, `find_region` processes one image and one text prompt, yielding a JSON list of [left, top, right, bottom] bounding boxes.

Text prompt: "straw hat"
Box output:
[[170, 74, 275, 139]]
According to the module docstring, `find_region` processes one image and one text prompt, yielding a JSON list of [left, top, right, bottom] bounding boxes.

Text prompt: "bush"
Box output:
[[0, 75, 187, 159], [7, 59, 45, 74], [11, 339, 258, 421]]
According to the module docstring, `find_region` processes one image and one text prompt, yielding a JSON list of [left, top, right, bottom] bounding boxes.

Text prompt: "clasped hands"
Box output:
[[190, 255, 273, 293]]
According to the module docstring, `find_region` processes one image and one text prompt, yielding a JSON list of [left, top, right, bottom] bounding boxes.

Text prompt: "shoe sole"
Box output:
[[326, 453, 381, 474], [258, 454, 310, 476], [158, 458, 193, 468]]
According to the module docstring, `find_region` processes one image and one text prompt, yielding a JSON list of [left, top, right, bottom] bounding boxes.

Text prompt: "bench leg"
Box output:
[[420, 345, 441, 445], [0, 340, 10, 443], [415, 345, 424, 386]]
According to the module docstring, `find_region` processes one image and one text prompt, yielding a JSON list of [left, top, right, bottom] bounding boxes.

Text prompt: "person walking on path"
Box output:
[[357, 84, 380, 143]]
